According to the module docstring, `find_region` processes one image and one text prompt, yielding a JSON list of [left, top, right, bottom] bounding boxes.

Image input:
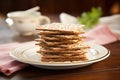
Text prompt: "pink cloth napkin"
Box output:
[[0, 43, 28, 76], [85, 25, 119, 45]]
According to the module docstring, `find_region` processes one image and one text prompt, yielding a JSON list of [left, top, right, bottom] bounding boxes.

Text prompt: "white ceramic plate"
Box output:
[[10, 42, 110, 69]]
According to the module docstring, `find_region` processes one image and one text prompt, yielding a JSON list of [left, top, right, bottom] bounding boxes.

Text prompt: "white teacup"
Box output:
[[6, 11, 50, 36]]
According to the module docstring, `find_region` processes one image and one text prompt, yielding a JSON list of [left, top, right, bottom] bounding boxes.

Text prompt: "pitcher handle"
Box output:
[[39, 16, 50, 25]]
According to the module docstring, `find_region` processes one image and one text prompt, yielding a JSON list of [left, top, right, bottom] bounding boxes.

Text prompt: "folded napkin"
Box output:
[[0, 43, 28, 76], [85, 25, 119, 45]]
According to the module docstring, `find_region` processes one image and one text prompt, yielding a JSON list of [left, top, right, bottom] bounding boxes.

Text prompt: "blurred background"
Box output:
[[0, 0, 120, 16], [0, 0, 120, 43]]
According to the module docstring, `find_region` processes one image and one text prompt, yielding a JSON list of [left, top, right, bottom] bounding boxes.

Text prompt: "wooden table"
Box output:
[[0, 16, 120, 80]]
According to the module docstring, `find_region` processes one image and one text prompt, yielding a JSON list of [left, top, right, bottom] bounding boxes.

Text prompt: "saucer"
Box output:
[[10, 42, 110, 69]]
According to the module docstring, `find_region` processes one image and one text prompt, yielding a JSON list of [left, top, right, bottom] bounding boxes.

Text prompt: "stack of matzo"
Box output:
[[35, 23, 90, 62]]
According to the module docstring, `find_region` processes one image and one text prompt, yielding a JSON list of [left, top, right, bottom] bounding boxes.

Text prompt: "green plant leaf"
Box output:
[[77, 7, 102, 31]]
